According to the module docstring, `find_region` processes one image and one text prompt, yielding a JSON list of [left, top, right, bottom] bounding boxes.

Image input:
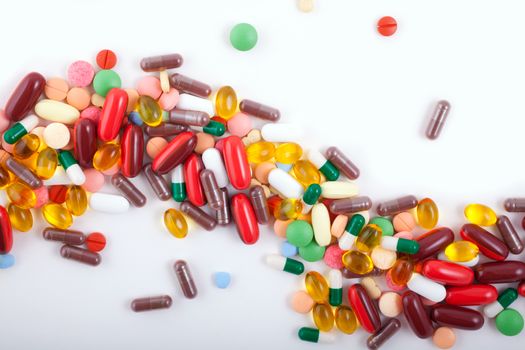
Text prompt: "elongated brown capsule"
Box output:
[[239, 99, 280, 121], [43, 227, 85, 245], [60, 245, 101, 266], [200, 169, 223, 210], [367, 318, 401, 349], [330, 196, 372, 214], [169, 73, 212, 98], [426, 100, 450, 140], [377, 195, 418, 216], [504, 198, 525, 212], [180, 201, 217, 231], [249, 185, 270, 224], [111, 173, 147, 207], [173, 260, 198, 299], [131, 295, 172, 312], [5, 157, 42, 188], [169, 109, 210, 126], [144, 123, 188, 137], [326, 146, 360, 180], [143, 164, 171, 201], [216, 188, 231, 226], [496, 215, 524, 254], [140, 54, 183, 72]]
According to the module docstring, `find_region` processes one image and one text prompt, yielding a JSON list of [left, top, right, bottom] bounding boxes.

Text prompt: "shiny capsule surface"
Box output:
[[222, 136, 250, 190], [5, 157, 42, 188], [403, 291, 433, 338], [417, 198, 439, 229], [180, 201, 216, 231], [460, 224, 508, 261], [325, 146, 360, 180], [421, 260, 474, 286], [169, 109, 210, 126], [464, 204, 497, 226], [6, 182, 36, 209], [7, 203, 32, 232], [335, 305, 358, 334], [367, 318, 401, 350], [184, 153, 206, 207], [342, 250, 374, 275], [475, 261, 525, 284], [169, 73, 212, 98], [137, 96, 162, 127], [496, 215, 524, 254], [42, 203, 73, 229], [330, 196, 372, 214], [131, 295, 172, 312], [152, 131, 196, 175], [377, 195, 418, 217], [93, 143, 121, 171], [313, 303, 334, 331], [36, 147, 58, 180], [143, 164, 171, 201], [216, 188, 231, 226], [248, 185, 270, 224], [173, 260, 197, 299], [305, 271, 329, 303], [239, 99, 280, 121], [431, 305, 484, 330], [145, 123, 188, 137], [65, 185, 87, 216], [73, 118, 97, 168], [275, 143, 302, 164], [444, 240, 479, 262], [274, 198, 302, 220], [200, 169, 222, 210], [121, 124, 144, 178], [164, 208, 188, 238], [43, 227, 86, 245], [390, 257, 414, 286], [412, 227, 454, 261], [445, 284, 498, 305], [98, 88, 127, 142], [246, 141, 275, 163], [0, 167, 11, 189], [231, 193, 259, 244], [60, 245, 101, 266], [0, 206, 12, 254], [293, 160, 321, 187], [140, 54, 183, 72], [13, 134, 40, 159], [504, 198, 525, 212], [111, 173, 147, 207], [5, 72, 46, 121], [348, 284, 381, 333], [355, 224, 383, 253], [426, 100, 450, 140], [215, 86, 237, 120]]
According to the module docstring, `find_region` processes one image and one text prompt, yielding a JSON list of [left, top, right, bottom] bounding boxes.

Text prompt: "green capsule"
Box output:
[[345, 214, 366, 237], [303, 183, 322, 205], [203, 121, 225, 136], [298, 327, 334, 343], [265, 255, 304, 275], [171, 183, 187, 202], [319, 160, 339, 181], [3, 115, 39, 144]]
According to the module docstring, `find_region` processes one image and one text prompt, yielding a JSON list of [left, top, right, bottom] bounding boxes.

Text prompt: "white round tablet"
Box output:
[[43, 122, 70, 149]]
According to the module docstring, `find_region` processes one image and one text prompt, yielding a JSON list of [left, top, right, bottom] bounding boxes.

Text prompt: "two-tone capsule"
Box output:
[[265, 254, 304, 275]]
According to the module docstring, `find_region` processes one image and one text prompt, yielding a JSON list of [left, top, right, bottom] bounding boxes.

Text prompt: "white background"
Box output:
[[1, 0, 525, 349]]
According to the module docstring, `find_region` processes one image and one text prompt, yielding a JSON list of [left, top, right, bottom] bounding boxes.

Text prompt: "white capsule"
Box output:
[[65, 164, 85, 185], [171, 164, 185, 184], [320, 181, 358, 199], [43, 167, 72, 186], [483, 301, 504, 318], [89, 193, 130, 213], [176, 93, 214, 116], [268, 168, 304, 199], [316, 333, 336, 344], [261, 123, 303, 143], [407, 272, 446, 303], [312, 203, 331, 246], [306, 149, 328, 169], [19, 115, 39, 132], [265, 254, 287, 270], [201, 148, 229, 188], [437, 252, 480, 267], [338, 232, 355, 251], [328, 269, 343, 289], [381, 236, 399, 251]]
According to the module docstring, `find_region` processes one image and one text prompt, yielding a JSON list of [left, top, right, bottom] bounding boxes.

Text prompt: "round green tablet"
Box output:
[[93, 70, 122, 97], [496, 309, 524, 336], [370, 217, 394, 236], [299, 241, 325, 262], [230, 23, 258, 51], [286, 220, 314, 248]]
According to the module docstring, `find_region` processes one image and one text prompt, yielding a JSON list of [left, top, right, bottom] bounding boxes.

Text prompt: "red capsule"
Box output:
[[460, 223, 508, 261], [348, 284, 381, 333], [230, 193, 259, 245], [222, 136, 250, 190], [98, 88, 128, 142], [518, 281, 525, 297], [152, 131, 196, 175], [0, 206, 13, 254], [431, 304, 484, 330], [73, 118, 97, 168], [402, 291, 433, 338], [121, 124, 144, 178], [183, 153, 206, 207], [421, 260, 474, 286], [412, 227, 454, 261], [474, 261, 525, 284], [5, 72, 46, 121], [445, 284, 497, 306]]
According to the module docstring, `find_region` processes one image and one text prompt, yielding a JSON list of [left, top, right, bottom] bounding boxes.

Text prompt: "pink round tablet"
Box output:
[[274, 219, 292, 238], [393, 211, 416, 232], [0, 109, 11, 133], [80, 106, 101, 122], [82, 169, 105, 193], [331, 214, 348, 238], [291, 291, 315, 314], [136, 76, 162, 99], [255, 162, 276, 184], [194, 132, 215, 154], [67, 60, 95, 87], [323, 244, 345, 269], [146, 137, 168, 159], [158, 88, 180, 111], [227, 112, 252, 137], [33, 186, 49, 208], [393, 231, 413, 240]]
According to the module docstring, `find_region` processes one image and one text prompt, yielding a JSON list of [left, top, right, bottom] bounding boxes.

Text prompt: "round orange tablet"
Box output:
[[194, 132, 215, 154], [146, 137, 168, 159], [66, 87, 91, 111], [433, 327, 456, 349], [255, 162, 276, 184], [45, 78, 69, 101], [393, 211, 416, 232], [291, 291, 314, 313]]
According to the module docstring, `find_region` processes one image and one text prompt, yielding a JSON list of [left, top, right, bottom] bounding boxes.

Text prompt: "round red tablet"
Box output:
[[48, 185, 68, 204], [86, 232, 106, 252], [377, 16, 397, 37], [96, 49, 117, 69]]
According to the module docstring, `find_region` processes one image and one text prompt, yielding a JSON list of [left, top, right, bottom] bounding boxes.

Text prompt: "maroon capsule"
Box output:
[[111, 173, 147, 207], [0, 206, 13, 254], [60, 245, 101, 266], [144, 123, 188, 137], [142, 164, 171, 201], [169, 109, 210, 126], [152, 131, 196, 175], [180, 201, 217, 231], [326, 146, 360, 180], [342, 267, 382, 279], [200, 169, 223, 210], [169, 73, 212, 98], [329, 196, 372, 214], [121, 124, 144, 178], [496, 215, 524, 254], [131, 295, 172, 312], [425, 100, 450, 140], [504, 198, 525, 212], [73, 118, 97, 168], [367, 318, 401, 350], [248, 185, 271, 225], [239, 99, 280, 122], [173, 260, 197, 299], [412, 227, 454, 261], [140, 53, 183, 72], [475, 261, 525, 284], [402, 291, 434, 338], [460, 224, 508, 261], [431, 304, 484, 330], [5, 72, 46, 121], [5, 157, 42, 188], [216, 188, 231, 226], [43, 227, 86, 245], [377, 195, 418, 216]]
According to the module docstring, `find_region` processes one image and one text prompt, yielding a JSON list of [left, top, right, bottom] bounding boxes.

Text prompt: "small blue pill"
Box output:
[[276, 162, 292, 172], [0, 254, 15, 269], [214, 272, 231, 289], [128, 111, 143, 126], [281, 241, 298, 257]]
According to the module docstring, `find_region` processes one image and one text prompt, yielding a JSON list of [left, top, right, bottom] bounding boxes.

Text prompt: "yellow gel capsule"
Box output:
[[273, 198, 303, 220], [215, 86, 237, 120], [13, 134, 40, 159], [444, 240, 479, 262], [7, 203, 33, 232], [93, 143, 121, 171], [6, 182, 36, 209], [164, 208, 188, 239], [36, 147, 58, 180], [246, 141, 275, 163], [305, 271, 329, 303], [355, 224, 383, 253], [312, 303, 335, 332], [292, 160, 320, 187], [0, 166, 12, 189], [417, 197, 439, 229], [335, 305, 358, 334], [342, 250, 374, 275], [42, 203, 73, 229], [275, 143, 302, 164], [464, 203, 497, 226], [137, 95, 163, 126], [66, 185, 88, 216]]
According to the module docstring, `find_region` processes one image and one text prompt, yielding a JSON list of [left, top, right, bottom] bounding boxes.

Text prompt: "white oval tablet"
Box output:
[[201, 148, 229, 188], [35, 99, 80, 124], [89, 193, 130, 213], [261, 124, 303, 143], [268, 168, 304, 199], [321, 181, 359, 199], [176, 93, 213, 116], [312, 203, 331, 246]]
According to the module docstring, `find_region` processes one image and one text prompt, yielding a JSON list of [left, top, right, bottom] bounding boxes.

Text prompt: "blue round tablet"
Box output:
[[0, 254, 15, 269], [214, 272, 231, 289], [281, 241, 298, 257]]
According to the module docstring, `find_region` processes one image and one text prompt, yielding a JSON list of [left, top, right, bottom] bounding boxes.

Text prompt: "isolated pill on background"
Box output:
[[140, 54, 183, 72], [89, 192, 130, 213], [325, 146, 360, 180], [131, 295, 172, 312], [173, 260, 197, 299]]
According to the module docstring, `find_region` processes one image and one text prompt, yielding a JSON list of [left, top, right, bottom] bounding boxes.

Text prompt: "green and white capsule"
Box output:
[[307, 149, 339, 181], [265, 254, 304, 275], [338, 214, 366, 250], [3, 115, 39, 144], [171, 164, 186, 202], [381, 236, 420, 254], [298, 327, 335, 343], [202, 121, 225, 136], [58, 151, 85, 185], [483, 288, 518, 318], [328, 269, 343, 306], [301, 183, 322, 214]]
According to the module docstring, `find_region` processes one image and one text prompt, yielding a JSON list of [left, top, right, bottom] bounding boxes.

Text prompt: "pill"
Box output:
[[180, 201, 216, 231], [323, 244, 344, 269], [464, 203, 497, 226], [281, 241, 298, 257], [0, 253, 15, 269], [483, 288, 518, 318], [152, 131, 197, 175], [445, 284, 498, 305], [45, 78, 69, 101], [297, 327, 335, 344], [92, 70, 121, 97], [177, 93, 214, 117], [227, 112, 252, 137], [89, 192, 129, 213], [496, 215, 524, 254], [348, 284, 381, 333], [194, 132, 215, 154], [403, 291, 433, 338], [496, 308, 524, 336], [504, 198, 525, 212], [230, 23, 258, 51], [426, 100, 451, 140], [173, 260, 197, 299], [291, 290, 314, 313], [214, 272, 231, 289], [371, 246, 397, 269], [140, 54, 183, 72], [377, 16, 397, 37], [96, 49, 117, 69], [43, 227, 85, 245], [474, 260, 525, 284], [131, 295, 172, 312], [60, 245, 101, 266], [5, 72, 46, 121], [432, 327, 456, 349], [320, 181, 358, 199], [35, 99, 80, 124], [85, 232, 106, 252], [379, 292, 403, 317], [66, 87, 91, 110], [215, 188, 231, 226], [265, 254, 304, 275], [43, 123, 70, 149], [421, 259, 474, 286], [460, 223, 508, 261], [412, 227, 454, 261]]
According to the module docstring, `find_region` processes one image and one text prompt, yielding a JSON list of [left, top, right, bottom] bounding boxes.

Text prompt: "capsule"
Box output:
[[342, 250, 374, 275], [144, 123, 188, 137], [137, 96, 162, 127], [389, 257, 414, 286], [13, 133, 40, 159], [307, 149, 339, 181], [89, 192, 130, 213], [34, 147, 58, 180], [292, 160, 320, 188], [169, 73, 211, 98], [334, 305, 358, 334], [356, 224, 383, 253], [325, 146, 360, 180], [231, 193, 259, 244], [460, 223, 508, 261], [131, 295, 173, 312], [446, 284, 498, 305], [416, 197, 439, 229], [6, 182, 36, 209], [381, 236, 419, 254], [42, 203, 73, 229], [4, 115, 39, 144], [342, 266, 382, 279], [143, 164, 171, 201], [177, 93, 214, 116], [312, 303, 334, 331], [496, 215, 524, 254], [265, 254, 304, 275], [367, 318, 401, 350], [402, 291, 433, 338], [272, 198, 300, 220], [248, 185, 270, 224], [180, 201, 216, 231], [275, 143, 302, 165], [348, 284, 381, 333], [222, 136, 251, 190], [444, 240, 479, 262], [202, 120, 225, 136], [301, 183, 322, 214], [65, 185, 88, 216], [464, 203, 497, 226], [152, 131, 197, 175], [328, 269, 343, 306], [140, 54, 183, 72], [7, 203, 33, 232], [504, 198, 525, 212], [173, 260, 197, 299], [238, 99, 280, 121], [5, 157, 42, 188], [164, 208, 188, 238], [215, 86, 237, 120], [268, 168, 304, 199], [377, 195, 417, 217], [216, 188, 231, 226], [484, 288, 519, 318], [438, 251, 480, 267], [93, 143, 120, 171], [246, 142, 275, 164], [201, 148, 228, 188], [474, 261, 525, 284], [43, 227, 86, 245], [61, 245, 100, 266], [0, 206, 13, 254], [169, 109, 210, 126], [0, 167, 12, 189], [330, 196, 372, 214], [121, 124, 144, 178], [406, 272, 446, 302], [297, 327, 335, 344], [184, 153, 206, 207], [339, 214, 366, 250], [200, 169, 223, 210], [5, 72, 46, 121], [425, 100, 450, 140], [431, 305, 484, 330], [98, 88, 128, 142], [73, 118, 97, 168], [305, 271, 329, 302], [421, 260, 474, 286], [261, 123, 303, 143], [412, 227, 454, 261], [111, 173, 146, 207]]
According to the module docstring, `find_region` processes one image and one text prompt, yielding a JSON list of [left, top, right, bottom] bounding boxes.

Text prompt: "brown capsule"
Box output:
[[216, 188, 231, 226], [330, 196, 372, 214], [111, 173, 147, 207], [43, 227, 86, 245], [131, 295, 172, 312], [475, 261, 525, 284], [460, 224, 508, 261], [143, 164, 171, 201], [180, 201, 217, 231], [326, 146, 360, 180], [431, 304, 484, 330], [144, 123, 188, 137], [367, 318, 401, 350], [402, 291, 434, 338], [169, 73, 212, 98], [200, 169, 223, 210], [140, 54, 183, 72], [5, 72, 46, 121], [504, 198, 525, 212], [496, 215, 524, 254], [173, 260, 197, 299], [412, 227, 454, 261], [5, 157, 42, 188], [169, 109, 210, 126], [425, 100, 450, 140], [248, 185, 271, 225], [60, 245, 101, 266], [342, 267, 382, 279], [377, 195, 418, 216], [239, 99, 280, 122]]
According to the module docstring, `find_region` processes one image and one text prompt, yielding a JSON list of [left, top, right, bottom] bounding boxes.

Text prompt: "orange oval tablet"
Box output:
[[274, 219, 292, 238], [146, 137, 168, 159], [45, 78, 69, 101], [331, 214, 348, 238], [291, 291, 314, 313], [255, 162, 276, 184], [66, 87, 91, 111]]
